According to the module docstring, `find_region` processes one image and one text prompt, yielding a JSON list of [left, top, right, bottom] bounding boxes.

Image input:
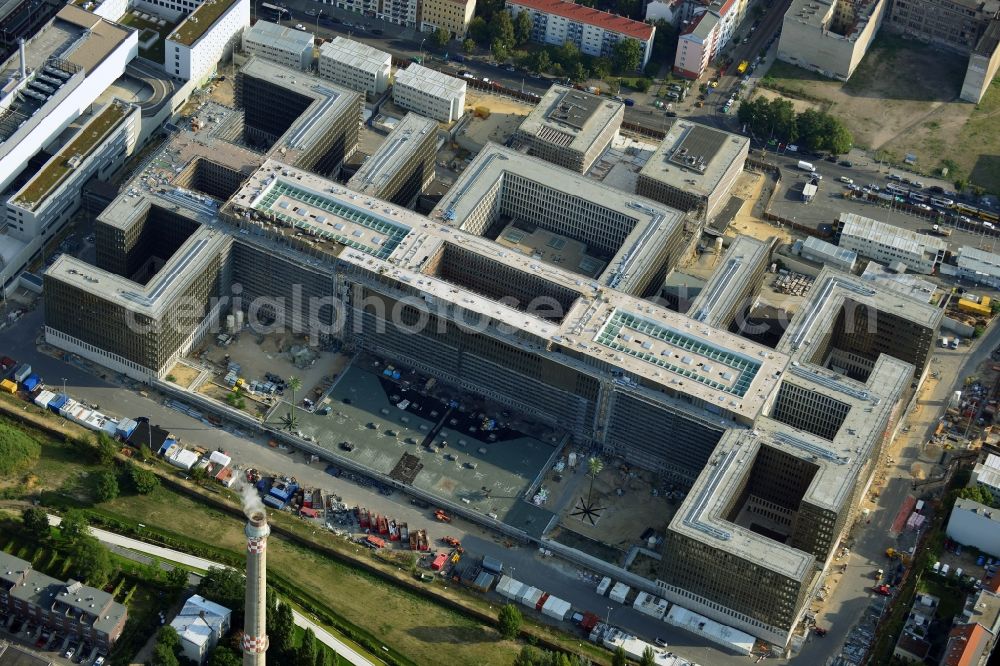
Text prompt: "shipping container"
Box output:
[[33, 389, 55, 409], [0, 379, 16, 394], [59, 399, 79, 418], [519, 587, 543, 609], [596, 576, 612, 596], [541, 595, 572, 621], [47, 393, 68, 414], [431, 553, 448, 570], [536, 592, 550, 611], [481, 555, 503, 575], [21, 375, 40, 392], [609, 582, 630, 604], [12, 364, 30, 383], [116, 417, 138, 439]]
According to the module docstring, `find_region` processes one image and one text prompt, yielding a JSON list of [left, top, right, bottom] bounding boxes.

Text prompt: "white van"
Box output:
[[932, 561, 941, 573], [942, 564, 951, 575]]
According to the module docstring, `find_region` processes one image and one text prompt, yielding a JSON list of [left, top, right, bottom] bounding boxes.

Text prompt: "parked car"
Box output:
[[839, 176, 853, 184], [839, 160, 853, 167]]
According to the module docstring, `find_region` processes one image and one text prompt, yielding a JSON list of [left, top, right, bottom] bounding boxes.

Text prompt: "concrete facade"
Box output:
[[347, 112, 438, 205], [165, 0, 250, 83], [961, 19, 1000, 102], [777, 0, 887, 80], [392, 64, 466, 122], [833, 213, 947, 274], [885, 0, 999, 54], [947, 498, 1000, 557], [420, 0, 477, 38], [242, 20, 314, 70], [318, 37, 391, 95]]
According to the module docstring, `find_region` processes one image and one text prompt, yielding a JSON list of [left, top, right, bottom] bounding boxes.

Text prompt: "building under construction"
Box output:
[[41, 73, 945, 649]]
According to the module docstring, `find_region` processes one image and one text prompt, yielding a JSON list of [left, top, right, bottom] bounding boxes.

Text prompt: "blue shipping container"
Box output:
[[22, 375, 40, 392], [48, 394, 68, 414]]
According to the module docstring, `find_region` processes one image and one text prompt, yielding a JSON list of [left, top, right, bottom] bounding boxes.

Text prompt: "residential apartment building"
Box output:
[[777, 0, 887, 80], [512, 85, 623, 173], [947, 498, 1000, 556], [165, 0, 250, 83], [333, 0, 381, 21], [171, 595, 231, 664], [0, 551, 128, 651], [347, 113, 438, 206], [392, 64, 466, 122], [885, 0, 999, 53], [636, 119, 749, 221], [833, 213, 947, 274], [420, 0, 477, 38], [242, 19, 314, 70], [673, 0, 750, 78], [6, 101, 140, 255], [378, 0, 420, 28], [318, 37, 391, 95], [507, 0, 656, 69]]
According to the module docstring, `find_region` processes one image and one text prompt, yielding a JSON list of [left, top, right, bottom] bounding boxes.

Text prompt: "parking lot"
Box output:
[[0, 615, 102, 665]]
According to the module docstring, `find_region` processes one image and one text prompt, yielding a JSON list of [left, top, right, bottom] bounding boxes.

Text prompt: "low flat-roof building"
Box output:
[[688, 234, 771, 329], [859, 261, 937, 303], [797, 235, 857, 272], [834, 213, 947, 275], [318, 37, 391, 95], [347, 113, 438, 206], [392, 64, 466, 122], [637, 120, 749, 221], [165, 0, 250, 83], [242, 19, 313, 70], [955, 245, 1000, 288], [513, 85, 623, 174], [947, 498, 1000, 557], [777, 0, 887, 80]]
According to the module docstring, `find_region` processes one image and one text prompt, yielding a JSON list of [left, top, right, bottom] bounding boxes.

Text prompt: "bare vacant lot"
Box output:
[[760, 35, 1000, 191]]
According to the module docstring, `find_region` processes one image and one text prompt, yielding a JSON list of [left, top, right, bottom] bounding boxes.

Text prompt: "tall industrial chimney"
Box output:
[[17, 38, 26, 80], [242, 511, 269, 666]]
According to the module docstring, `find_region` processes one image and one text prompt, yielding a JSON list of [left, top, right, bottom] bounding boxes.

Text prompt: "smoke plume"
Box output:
[[238, 479, 266, 519]]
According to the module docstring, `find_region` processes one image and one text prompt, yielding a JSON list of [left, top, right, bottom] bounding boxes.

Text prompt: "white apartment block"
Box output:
[[507, 0, 655, 69], [242, 20, 314, 70], [318, 37, 391, 95], [948, 498, 1000, 558], [674, 0, 749, 78], [834, 213, 946, 275], [6, 101, 139, 247], [392, 64, 466, 122], [165, 0, 250, 83]]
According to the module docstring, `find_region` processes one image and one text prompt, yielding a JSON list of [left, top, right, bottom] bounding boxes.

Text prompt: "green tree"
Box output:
[[164, 566, 189, 591], [468, 16, 489, 45], [71, 536, 113, 588], [0, 422, 41, 476], [314, 649, 330, 666], [463, 38, 476, 54], [633, 78, 651, 92], [207, 646, 242, 666], [197, 567, 246, 610], [612, 646, 628, 666], [96, 470, 120, 502], [611, 38, 642, 73], [591, 57, 610, 79], [955, 178, 968, 192], [130, 464, 159, 494], [271, 601, 297, 661], [157, 625, 181, 652], [96, 431, 118, 466], [21, 507, 50, 541], [570, 62, 589, 82], [586, 457, 604, 505], [533, 49, 551, 73], [297, 628, 318, 666], [515, 10, 533, 45], [491, 39, 510, 63], [641, 646, 656, 666], [555, 40, 580, 67], [432, 27, 450, 50], [497, 603, 522, 639], [281, 377, 302, 431], [491, 10, 515, 49], [58, 509, 88, 544], [151, 643, 179, 666]]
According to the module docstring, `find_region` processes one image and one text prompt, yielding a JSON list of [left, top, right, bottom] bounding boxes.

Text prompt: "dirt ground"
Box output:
[[759, 35, 1000, 188], [755, 88, 820, 114], [456, 91, 532, 151], [206, 75, 235, 107], [165, 361, 199, 389], [727, 171, 794, 244]]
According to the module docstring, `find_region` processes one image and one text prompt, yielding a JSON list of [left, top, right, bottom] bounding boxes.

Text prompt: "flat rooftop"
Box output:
[[244, 19, 314, 51], [495, 222, 607, 278], [432, 142, 686, 294], [639, 120, 749, 198], [347, 113, 437, 196], [859, 261, 937, 304], [838, 212, 947, 257], [517, 85, 623, 154], [783, 0, 880, 36], [319, 36, 391, 75], [688, 235, 771, 326], [11, 100, 132, 210], [50, 5, 133, 72], [169, 0, 243, 47], [394, 64, 466, 98]]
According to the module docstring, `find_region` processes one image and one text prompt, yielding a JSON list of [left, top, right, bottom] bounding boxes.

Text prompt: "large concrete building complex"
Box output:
[[637, 120, 749, 221], [318, 37, 391, 96], [0, 551, 128, 651], [512, 85, 623, 173], [347, 113, 438, 206], [961, 19, 1000, 102], [777, 0, 887, 80], [833, 213, 947, 275], [420, 0, 478, 39], [506, 0, 656, 69], [392, 64, 466, 122], [242, 19, 314, 71], [0, 4, 138, 294], [42, 66, 943, 649], [165, 0, 250, 82], [885, 0, 999, 53]]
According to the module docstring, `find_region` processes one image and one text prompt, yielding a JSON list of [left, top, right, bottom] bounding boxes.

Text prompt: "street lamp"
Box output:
[[606, 605, 613, 626], [419, 37, 426, 63], [61, 378, 67, 395], [315, 9, 323, 33]]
